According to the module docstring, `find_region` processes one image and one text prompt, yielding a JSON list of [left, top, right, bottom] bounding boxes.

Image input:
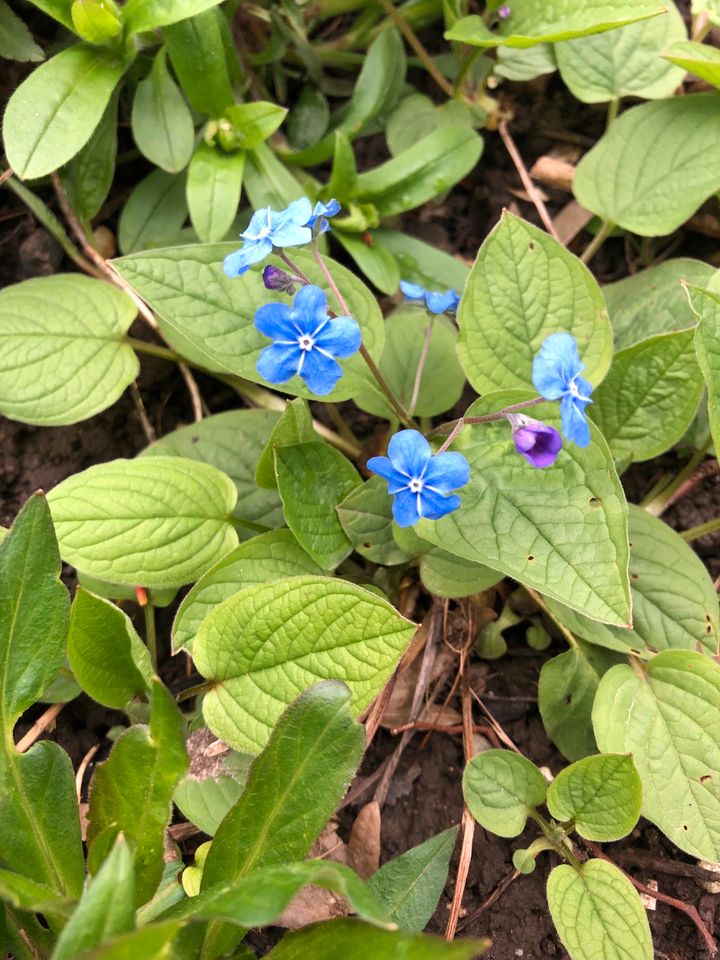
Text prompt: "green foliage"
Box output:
[[463, 749, 547, 837], [255, 399, 315, 489], [0, 2, 44, 61], [117, 169, 188, 255], [546, 754, 642, 841], [186, 142, 245, 243], [62, 91, 119, 222], [338, 477, 415, 566], [131, 47, 194, 174], [124, 0, 225, 34], [687, 284, 720, 455], [663, 39, 720, 89], [163, 6, 235, 117]]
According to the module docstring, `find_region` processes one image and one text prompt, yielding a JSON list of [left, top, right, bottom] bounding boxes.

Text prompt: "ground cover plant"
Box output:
[[2, 1, 720, 958]]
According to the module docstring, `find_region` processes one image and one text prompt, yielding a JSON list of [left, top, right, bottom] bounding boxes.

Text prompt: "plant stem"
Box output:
[[144, 602, 157, 672], [127, 338, 185, 363], [681, 517, 720, 542], [642, 439, 713, 516], [580, 219, 614, 265], [431, 397, 546, 452], [408, 316, 434, 417], [175, 679, 214, 703], [606, 98, 619, 128], [375, 0, 455, 98], [230, 516, 272, 534]]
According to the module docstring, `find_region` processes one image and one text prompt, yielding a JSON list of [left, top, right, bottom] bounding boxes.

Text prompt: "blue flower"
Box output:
[[506, 413, 562, 468], [368, 430, 470, 527], [308, 199, 341, 235], [223, 198, 313, 277], [254, 284, 361, 396], [532, 332, 593, 447], [399, 280, 461, 315]]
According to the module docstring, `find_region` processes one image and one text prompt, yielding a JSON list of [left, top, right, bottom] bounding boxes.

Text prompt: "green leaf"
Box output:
[[71, 923, 182, 960], [367, 828, 458, 933], [287, 86, 329, 151], [163, 6, 234, 116], [139, 409, 284, 530], [463, 749, 547, 838], [0, 2, 44, 61], [199, 681, 365, 957], [546, 754, 642, 841], [337, 477, 415, 566], [172, 529, 322, 654], [545, 505, 720, 657], [547, 860, 652, 960], [186, 142, 244, 244], [555, 5, 686, 102], [326, 129, 357, 199], [687, 284, 720, 456], [67, 588, 152, 709], [419, 549, 502, 599], [354, 313, 465, 419], [386, 95, 474, 158], [222, 102, 287, 151], [693, 0, 720, 26], [53, 837, 134, 960], [112, 246, 384, 402], [4, 43, 127, 180], [125, 0, 224, 33], [590, 329, 704, 462], [62, 90, 118, 223], [117, 169, 188, 255], [457, 213, 612, 394], [373, 230, 470, 293], [281, 28, 406, 167], [355, 127, 483, 218], [0, 275, 139, 426], [194, 577, 415, 753], [47, 456, 238, 588], [174, 747, 250, 836], [244, 141, 306, 209], [574, 94, 720, 236], [417, 394, 631, 627], [131, 48, 194, 174], [446, 2, 666, 48], [87, 680, 188, 906], [603, 258, 713, 350], [24, 0, 74, 31], [538, 643, 621, 761], [333, 230, 400, 296], [275, 443, 361, 570], [495, 43, 556, 81], [593, 650, 720, 861], [0, 494, 69, 731], [255, 399, 314, 490], [0, 869, 73, 918], [71, 0, 122, 44], [663, 39, 720, 88], [76, 573, 175, 608], [267, 919, 490, 959]]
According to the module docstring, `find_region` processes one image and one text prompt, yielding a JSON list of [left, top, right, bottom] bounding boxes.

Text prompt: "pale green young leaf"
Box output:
[[163, 6, 234, 117], [457, 213, 612, 394], [173, 747, 250, 836], [0, 869, 74, 918], [3, 43, 127, 180], [187, 142, 244, 243], [417, 395, 631, 627], [386, 95, 474, 157], [87, 681, 188, 906], [71, 923, 182, 960], [602, 258, 713, 350], [463, 749, 547, 837], [574, 94, 720, 236], [194, 577, 415, 753], [419, 549, 502, 599], [112, 246, 384, 401], [140, 409, 284, 530], [495, 43, 556, 81], [538, 643, 621, 761], [367, 827, 458, 933], [131, 47, 194, 174], [70, 0, 122, 44], [275, 442, 361, 570], [354, 313, 465, 419], [62, 90, 118, 223], [337, 477, 415, 566], [67, 588, 152, 709], [663, 39, 720, 88], [593, 651, 720, 861], [546, 754, 642, 841], [124, 0, 224, 33], [255, 399, 314, 490], [326, 129, 357, 199], [445, 2, 665, 48], [555, 6, 686, 103], [172, 529, 322, 654], [0, 2, 44, 61], [332, 230, 400, 296], [222, 102, 288, 151], [0, 275, 138, 426], [590, 329, 704, 462], [117, 169, 188, 255], [47, 457, 238, 589], [692, 0, 720, 25], [687, 284, 720, 456], [547, 860, 652, 960], [373, 230, 470, 293]]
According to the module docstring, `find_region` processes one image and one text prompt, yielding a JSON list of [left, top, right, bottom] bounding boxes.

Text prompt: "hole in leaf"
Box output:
[[701, 774, 712, 784], [529, 241, 536, 251], [527, 555, 535, 562], [630, 573, 639, 580], [706, 624, 714, 635], [362, 542, 372, 549], [565, 694, 572, 705], [588, 496, 601, 508]]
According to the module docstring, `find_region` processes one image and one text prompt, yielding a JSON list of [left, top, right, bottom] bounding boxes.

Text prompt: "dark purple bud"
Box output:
[[498, 4, 511, 18], [507, 414, 562, 468], [262, 265, 297, 295]]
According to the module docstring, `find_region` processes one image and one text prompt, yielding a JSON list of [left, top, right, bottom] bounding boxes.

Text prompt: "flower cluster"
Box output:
[[399, 280, 461, 315]]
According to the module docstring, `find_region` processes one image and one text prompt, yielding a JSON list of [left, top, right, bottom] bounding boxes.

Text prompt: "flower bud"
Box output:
[[506, 413, 562, 468], [262, 265, 297, 295], [498, 4, 511, 18]]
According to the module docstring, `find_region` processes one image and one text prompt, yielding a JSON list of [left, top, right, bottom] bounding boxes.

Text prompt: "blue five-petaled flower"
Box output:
[[368, 430, 470, 527], [399, 281, 461, 315], [255, 285, 361, 396], [532, 332, 593, 447], [223, 198, 313, 277], [308, 199, 341, 234]]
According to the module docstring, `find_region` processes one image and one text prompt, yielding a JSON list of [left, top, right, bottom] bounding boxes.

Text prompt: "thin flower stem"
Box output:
[[279, 249, 312, 285], [408, 316, 434, 417], [498, 121, 560, 242], [144, 601, 157, 672], [606, 98, 619, 128], [432, 397, 546, 452], [375, 0, 455, 99], [681, 517, 720, 542], [580, 219, 614, 265]]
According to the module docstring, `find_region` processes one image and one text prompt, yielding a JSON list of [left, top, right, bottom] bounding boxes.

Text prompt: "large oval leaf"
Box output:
[[457, 213, 612, 394], [463, 750, 547, 837], [574, 94, 720, 236], [593, 651, 720, 861], [47, 457, 238, 588], [0, 275, 138, 426], [131, 47, 194, 174], [546, 754, 641, 841], [193, 576, 416, 752]]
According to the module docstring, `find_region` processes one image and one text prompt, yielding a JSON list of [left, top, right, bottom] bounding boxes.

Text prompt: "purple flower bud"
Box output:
[[507, 414, 562, 468], [262, 265, 297, 295], [498, 4, 511, 18]]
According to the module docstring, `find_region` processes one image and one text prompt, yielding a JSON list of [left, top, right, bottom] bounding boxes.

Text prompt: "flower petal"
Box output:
[[256, 343, 301, 385], [270, 223, 313, 248], [532, 332, 584, 400], [399, 280, 426, 301], [314, 315, 362, 358], [299, 348, 343, 396], [423, 452, 470, 493], [293, 284, 328, 328], [392, 488, 422, 527], [513, 423, 563, 468], [425, 290, 460, 314], [241, 207, 271, 240], [560, 394, 591, 447], [418, 487, 462, 521], [367, 456, 409, 494], [387, 430, 431, 478], [254, 301, 298, 341], [223, 239, 272, 277]]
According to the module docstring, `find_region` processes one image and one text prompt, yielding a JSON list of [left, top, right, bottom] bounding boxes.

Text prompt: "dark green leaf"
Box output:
[[374, 229, 470, 292], [255, 399, 314, 490], [326, 129, 357, 199], [22, 0, 74, 31], [333, 230, 400, 295], [0, 2, 44, 61], [164, 7, 234, 116], [337, 476, 415, 566], [186, 141, 244, 243], [0, 869, 74, 917], [386, 95, 474, 157], [125, 0, 225, 34], [72, 922, 182, 960], [688, 284, 720, 456], [131, 47, 194, 174], [287, 86, 330, 150], [243, 141, 306, 208], [62, 90, 118, 222], [419, 549, 502, 599], [118, 169, 187, 255]]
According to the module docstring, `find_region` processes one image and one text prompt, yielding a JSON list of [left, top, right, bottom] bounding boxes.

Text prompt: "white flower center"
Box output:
[[408, 478, 423, 494], [245, 207, 273, 241], [568, 378, 591, 402], [298, 335, 315, 351]]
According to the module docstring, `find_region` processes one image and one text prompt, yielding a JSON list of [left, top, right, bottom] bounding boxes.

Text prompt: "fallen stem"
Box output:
[[408, 315, 434, 417], [15, 703, 65, 754], [642, 440, 713, 516], [681, 516, 720, 542], [498, 120, 560, 242]]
